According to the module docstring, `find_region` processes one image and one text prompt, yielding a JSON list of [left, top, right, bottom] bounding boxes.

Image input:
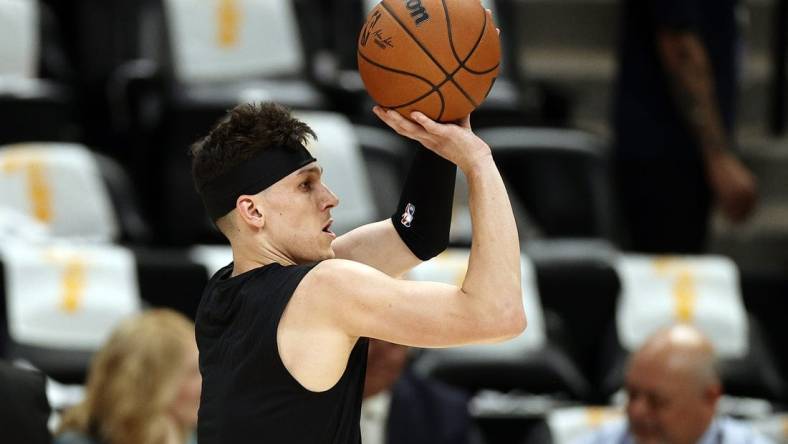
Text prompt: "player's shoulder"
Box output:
[[298, 258, 396, 304], [310, 258, 378, 276]]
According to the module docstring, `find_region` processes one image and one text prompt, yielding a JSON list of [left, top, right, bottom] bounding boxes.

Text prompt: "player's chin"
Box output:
[[316, 245, 336, 261]]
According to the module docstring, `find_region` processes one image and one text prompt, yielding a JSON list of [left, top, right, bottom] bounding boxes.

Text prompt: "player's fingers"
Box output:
[[385, 109, 423, 132], [374, 107, 438, 145], [411, 112, 449, 138]]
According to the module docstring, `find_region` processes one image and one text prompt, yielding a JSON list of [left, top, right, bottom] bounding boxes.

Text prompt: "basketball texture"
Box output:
[[358, 0, 500, 122]]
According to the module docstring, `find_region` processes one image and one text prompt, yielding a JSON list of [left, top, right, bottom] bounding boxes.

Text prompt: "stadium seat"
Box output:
[[476, 127, 620, 243], [0, 0, 79, 144], [409, 249, 591, 401], [0, 143, 119, 242], [107, 0, 333, 243], [527, 239, 620, 403], [740, 271, 788, 402], [0, 242, 142, 383], [600, 254, 786, 401], [126, 0, 329, 110], [0, 142, 150, 244]]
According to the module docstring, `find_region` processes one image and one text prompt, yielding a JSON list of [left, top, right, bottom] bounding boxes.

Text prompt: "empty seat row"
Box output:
[[2, 237, 785, 406]]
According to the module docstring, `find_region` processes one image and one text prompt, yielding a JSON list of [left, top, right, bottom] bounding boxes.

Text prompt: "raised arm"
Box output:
[[333, 126, 457, 277], [300, 110, 525, 348], [278, 110, 524, 391]]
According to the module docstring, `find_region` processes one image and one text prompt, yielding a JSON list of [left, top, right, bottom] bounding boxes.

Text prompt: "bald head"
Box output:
[[625, 325, 723, 444], [632, 324, 719, 388]]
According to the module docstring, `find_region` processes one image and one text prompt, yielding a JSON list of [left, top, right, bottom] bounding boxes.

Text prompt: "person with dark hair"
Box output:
[[191, 102, 526, 444], [614, 0, 757, 253]]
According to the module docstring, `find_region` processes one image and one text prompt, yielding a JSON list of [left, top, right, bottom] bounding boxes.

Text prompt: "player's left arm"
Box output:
[[332, 107, 463, 277], [332, 219, 420, 278]]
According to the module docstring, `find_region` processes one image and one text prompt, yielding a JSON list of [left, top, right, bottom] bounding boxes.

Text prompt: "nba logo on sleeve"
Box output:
[[401, 203, 415, 228]]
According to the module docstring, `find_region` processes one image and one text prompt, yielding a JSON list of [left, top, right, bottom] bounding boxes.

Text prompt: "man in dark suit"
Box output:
[[0, 360, 52, 444], [362, 339, 478, 444]]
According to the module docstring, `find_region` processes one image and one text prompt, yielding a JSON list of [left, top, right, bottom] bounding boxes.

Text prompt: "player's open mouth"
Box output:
[[322, 219, 335, 237]]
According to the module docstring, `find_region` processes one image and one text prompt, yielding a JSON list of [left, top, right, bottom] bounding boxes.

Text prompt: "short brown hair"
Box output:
[[190, 102, 316, 192]]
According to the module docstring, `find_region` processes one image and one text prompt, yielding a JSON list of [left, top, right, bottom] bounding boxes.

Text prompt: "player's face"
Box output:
[[625, 356, 715, 444], [262, 162, 339, 263]]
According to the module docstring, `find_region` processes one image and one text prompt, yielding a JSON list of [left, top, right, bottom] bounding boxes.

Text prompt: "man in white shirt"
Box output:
[[575, 325, 773, 444]]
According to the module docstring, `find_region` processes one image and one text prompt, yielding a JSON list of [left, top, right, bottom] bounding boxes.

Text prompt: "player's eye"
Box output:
[[299, 181, 312, 191]]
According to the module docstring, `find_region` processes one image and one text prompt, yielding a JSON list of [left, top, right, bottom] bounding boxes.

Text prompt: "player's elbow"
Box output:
[[481, 289, 526, 340], [502, 301, 527, 339]]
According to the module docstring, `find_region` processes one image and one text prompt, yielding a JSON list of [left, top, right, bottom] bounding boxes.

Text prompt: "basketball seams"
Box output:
[[441, 0, 465, 68], [459, 7, 500, 75], [379, 0, 479, 110], [443, 1, 500, 75], [378, 1, 446, 75], [357, 50, 436, 89], [357, 50, 439, 107]]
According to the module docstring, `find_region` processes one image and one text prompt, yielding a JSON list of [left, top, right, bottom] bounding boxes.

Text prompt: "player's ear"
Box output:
[[236, 195, 265, 229]]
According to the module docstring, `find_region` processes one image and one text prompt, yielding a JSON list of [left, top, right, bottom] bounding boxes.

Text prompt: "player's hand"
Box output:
[[705, 151, 758, 223], [372, 106, 491, 173]]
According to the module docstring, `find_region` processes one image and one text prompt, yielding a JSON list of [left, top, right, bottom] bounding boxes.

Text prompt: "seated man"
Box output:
[[361, 339, 479, 444], [575, 324, 773, 444]]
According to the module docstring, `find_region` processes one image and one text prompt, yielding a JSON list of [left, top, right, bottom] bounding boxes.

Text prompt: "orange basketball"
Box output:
[[358, 0, 501, 122]]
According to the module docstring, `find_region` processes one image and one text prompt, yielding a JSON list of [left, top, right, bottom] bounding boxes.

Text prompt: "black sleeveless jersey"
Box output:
[[195, 262, 369, 444]]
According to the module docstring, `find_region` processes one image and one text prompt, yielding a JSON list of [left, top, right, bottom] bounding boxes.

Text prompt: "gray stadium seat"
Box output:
[[599, 254, 786, 402], [0, 0, 78, 145], [476, 127, 620, 243]]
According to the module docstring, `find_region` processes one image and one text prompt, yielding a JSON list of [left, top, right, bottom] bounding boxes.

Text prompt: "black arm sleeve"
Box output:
[[390, 147, 457, 261]]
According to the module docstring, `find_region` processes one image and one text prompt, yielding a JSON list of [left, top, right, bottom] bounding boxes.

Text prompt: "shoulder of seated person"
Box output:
[[53, 431, 100, 444], [717, 417, 773, 443]]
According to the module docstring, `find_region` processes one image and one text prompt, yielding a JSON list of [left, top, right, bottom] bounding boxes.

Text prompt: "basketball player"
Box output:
[[191, 102, 525, 443]]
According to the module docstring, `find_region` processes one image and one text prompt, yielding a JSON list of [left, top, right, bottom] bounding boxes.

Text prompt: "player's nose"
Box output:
[[321, 183, 339, 210]]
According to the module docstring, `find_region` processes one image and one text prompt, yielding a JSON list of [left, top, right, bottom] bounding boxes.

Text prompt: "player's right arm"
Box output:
[[298, 110, 525, 347]]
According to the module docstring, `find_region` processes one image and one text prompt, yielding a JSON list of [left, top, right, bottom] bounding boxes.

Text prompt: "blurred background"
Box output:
[[0, 0, 786, 443]]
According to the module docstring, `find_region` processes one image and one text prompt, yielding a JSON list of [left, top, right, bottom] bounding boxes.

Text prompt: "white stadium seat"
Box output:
[[0, 143, 119, 242]]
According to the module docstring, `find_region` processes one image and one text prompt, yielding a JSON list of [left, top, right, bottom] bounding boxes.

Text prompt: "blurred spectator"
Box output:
[[613, 0, 757, 253], [53, 309, 200, 444], [574, 324, 773, 444], [361, 339, 478, 444], [0, 360, 51, 444]]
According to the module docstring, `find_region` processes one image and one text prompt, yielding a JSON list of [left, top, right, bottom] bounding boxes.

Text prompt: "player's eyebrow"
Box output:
[[296, 165, 323, 176]]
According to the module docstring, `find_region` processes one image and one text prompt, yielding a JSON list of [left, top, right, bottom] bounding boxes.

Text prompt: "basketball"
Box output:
[[358, 0, 501, 122]]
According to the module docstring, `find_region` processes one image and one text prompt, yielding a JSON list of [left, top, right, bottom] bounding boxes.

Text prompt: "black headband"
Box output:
[[199, 143, 316, 220]]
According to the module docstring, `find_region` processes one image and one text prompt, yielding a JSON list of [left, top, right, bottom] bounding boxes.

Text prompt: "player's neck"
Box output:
[[230, 243, 296, 277]]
